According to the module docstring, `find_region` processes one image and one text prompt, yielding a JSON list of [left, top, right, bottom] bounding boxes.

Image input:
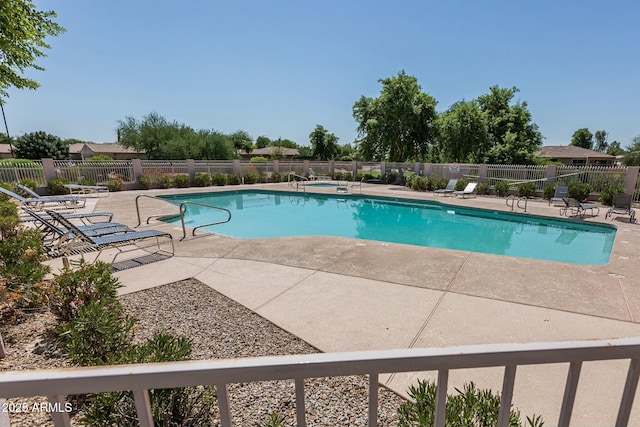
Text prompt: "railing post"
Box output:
[[615, 358, 640, 427], [216, 383, 233, 427], [352, 160, 357, 180], [497, 365, 517, 427], [133, 389, 154, 427], [295, 377, 307, 427], [558, 361, 582, 427], [303, 160, 310, 178], [546, 165, 557, 183], [273, 159, 280, 174], [46, 395, 70, 427], [478, 164, 488, 183], [187, 159, 195, 183], [132, 158, 143, 182], [233, 159, 241, 177], [424, 163, 432, 177], [41, 158, 57, 182], [329, 160, 335, 179], [368, 373, 379, 427], [434, 369, 449, 427], [624, 166, 639, 198]]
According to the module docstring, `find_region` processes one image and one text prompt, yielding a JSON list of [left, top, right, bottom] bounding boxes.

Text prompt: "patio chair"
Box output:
[[45, 209, 174, 264], [20, 210, 114, 225], [63, 183, 109, 197], [21, 207, 133, 257], [605, 193, 636, 223], [434, 179, 458, 196], [308, 168, 318, 180], [560, 197, 600, 218], [549, 185, 568, 206], [0, 186, 85, 210], [453, 182, 478, 198]]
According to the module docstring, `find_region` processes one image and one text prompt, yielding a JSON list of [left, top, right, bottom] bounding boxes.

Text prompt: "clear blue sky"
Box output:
[[6, 0, 640, 149]]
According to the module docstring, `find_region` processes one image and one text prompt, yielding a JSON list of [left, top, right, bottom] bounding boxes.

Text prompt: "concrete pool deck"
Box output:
[[65, 183, 640, 425]]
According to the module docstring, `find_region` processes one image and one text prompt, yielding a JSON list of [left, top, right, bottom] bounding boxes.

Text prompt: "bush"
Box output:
[[243, 173, 257, 184], [476, 182, 489, 195], [429, 177, 449, 191], [78, 178, 97, 186], [0, 182, 14, 202], [542, 183, 557, 200], [494, 180, 510, 197], [47, 178, 70, 195], [107, 178, 123, 192], [270, 172, 283, 183], [385, 172, 398, 184], [212, 173, 227, 186], [454, 179, 470, 191], [20, 179, 38, 191], [173, 174, 191, 188], [568, 182, 591, 201], [227, 173, 241, 185], [405, 175, 416, 189], [397, 380, 544, 427], [517, 182, 537, 198], [0, 227, 49, 289], [250, 156, 268, 163], [49, 261, 121, 323], [599, 181, 626, 206], [0, 200, 19, 239], [193, 173, 212, 187], [411, 176, 429, 192], [257, 173, 268, 183], [157, 175, 172, 189], [138, 175, 152, 189]]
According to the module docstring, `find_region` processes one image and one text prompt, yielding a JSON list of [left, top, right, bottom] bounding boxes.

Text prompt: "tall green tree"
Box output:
[[309, 125, 339, 160], [622, 136, 640, 166], [593, 130, 608, 152], [606, 141, 624, 156], [229, 130, 253, 156], [437, 100, 489, 163], [117, 112, 174, 159], [477, 86, 542, 164], [255, 135, 270, 149], [14, 131, 68, 159], [353, 71, 438, 162], [0, 0, 65, 99], [570, 128, 593, 150]]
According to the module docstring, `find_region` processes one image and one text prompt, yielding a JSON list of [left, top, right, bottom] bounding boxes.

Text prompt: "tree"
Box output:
[[0, 0, 65, 99], [477, 86, 543, 164], [606, 141, 624, 156], [353, 71, 438, 162], [255, 135, 270, 149], [594, 130, 608, 152], [14, 131, 68, 159], [570, 128, 593, 150], [229, 130, 253, 156], [309, 125, 339, 160], [622, 136, 640, 166], [117, 112, 172, 159], [437, 100, 489, 163]]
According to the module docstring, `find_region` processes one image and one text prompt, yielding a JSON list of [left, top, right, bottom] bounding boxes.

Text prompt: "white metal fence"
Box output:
[[1, 338, 639, 427]]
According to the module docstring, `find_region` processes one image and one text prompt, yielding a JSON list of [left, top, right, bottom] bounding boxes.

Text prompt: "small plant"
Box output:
[[243, 173, 257, 184], [542, 183, 557, 201], [193, 173, 212, 187], [494, 180, 510, 197], [517, 182, 537, 198], [599, 181, 626, 206], [227, 173, 241, 185], [262, 412, 286, 427], [0, 226, 49, 289], [107, 178, 123, 192], [212, 173, 227, 186], [173, 174, 191, 188], [568, 182, 591, 202], [270, 172, 283, 183], [476, 182, 489, 195], [47, 178, 70, 195], [250, 156, 268, 163], [157, 175, 172, 189], [397, 379, 544, 427], [138, 174, 153, 189], [411, 176, 429, 192], [19, 179, 38, 191], [385, 172, 399, 184], [78, 178, 97, 186], [429, 177, 449, 191], [405, 175, 416, 189], [455, 179, 470, 191]]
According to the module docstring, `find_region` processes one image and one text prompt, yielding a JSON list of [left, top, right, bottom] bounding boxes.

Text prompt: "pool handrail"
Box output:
[[287, 172, 307, 192], [135, 194, 231, 240]]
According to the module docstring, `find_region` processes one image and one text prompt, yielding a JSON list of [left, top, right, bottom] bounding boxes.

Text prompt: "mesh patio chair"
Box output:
[[605, 193, 636, 223], [560, 198, 600, 218], [434, 179, 458, 197]]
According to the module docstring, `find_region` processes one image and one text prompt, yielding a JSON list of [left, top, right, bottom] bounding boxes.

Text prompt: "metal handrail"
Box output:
[[178, 201, 231, 240], [506, 195, 528, 212], [287, 172, 307, 192], [135, 194, 231, 240]]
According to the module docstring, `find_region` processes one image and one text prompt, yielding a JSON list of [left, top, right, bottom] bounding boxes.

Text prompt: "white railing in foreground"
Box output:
[[1, 338, 639, 427]]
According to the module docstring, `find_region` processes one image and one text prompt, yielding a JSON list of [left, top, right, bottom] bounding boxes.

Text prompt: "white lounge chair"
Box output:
[[454, 182, 478, 198]]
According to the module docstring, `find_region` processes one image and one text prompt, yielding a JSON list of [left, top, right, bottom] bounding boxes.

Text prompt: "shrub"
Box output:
[[49, 261, 122, 323], [88, 155, 114, 161], [78, 178, 97, 186], [542, 183, 557, 201], [385, 172, 398, 184], [341, 156, 353, 161], [568, 182, 590, 201], [405, 175, 416, 189], [107, 178, 123, 192], [454, 179, 470, 191], [476, 182, 489, 195], [0, 182, 14, 202], [20, 179, 38, 191], [250, 156, 268, 163], [599, 181, 626, 206], [47, 178, 70, 195], [494, 180, 510, 197], [212, 173, 227, 186], [193, 173, 212, 187], [270, 172, 283, 183], [138, 175, 153, 189], [0, 227, 49, 289], [0, 200, 19, 239], [173, 174, 191, 188], [227, 173, 241, 185], [397, 380, 544, 427], [257, 173, 268, 183], [243, 173, 257, 184], [157, 175, 172, 189], [429, 177, 448, 191], [517, 182, 537, 198], [411, 176, 429, 192]]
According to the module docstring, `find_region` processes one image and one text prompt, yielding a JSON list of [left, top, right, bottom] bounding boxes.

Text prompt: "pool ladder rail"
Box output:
[[506, 195, 528, 212], [135, 194, 232, 240], [287, 172, 308, 192]]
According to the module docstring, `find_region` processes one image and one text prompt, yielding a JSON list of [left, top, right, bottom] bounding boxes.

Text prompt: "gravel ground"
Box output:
[[2, 279, 405, 426]]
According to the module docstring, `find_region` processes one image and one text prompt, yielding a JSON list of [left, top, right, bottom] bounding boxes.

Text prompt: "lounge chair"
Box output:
[[0, 186, 85, 210], [549, 185, 568, 206], [605, 193, 636, 223], [308, 168, 318, 180], [560, 197, 600, 218], [453, 182, 478, 198], [63, 183, 109, 197], [20, 210, 114, 225], [434, 179, 458, 196], [45, 209, 174, 264]]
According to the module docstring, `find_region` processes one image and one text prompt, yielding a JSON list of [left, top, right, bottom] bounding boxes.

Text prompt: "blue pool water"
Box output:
[[160, 190, 616, 265]]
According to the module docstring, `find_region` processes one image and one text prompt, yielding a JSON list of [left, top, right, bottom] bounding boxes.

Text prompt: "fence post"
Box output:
[[624, 166, 639, 197], [303, 160, 310, 177], [187, 159, 195, 182], [132, 159, 143, 181], [424, 163, 432, 177], [273, 160, 280, 174], [352, 161, 358, 179], [380, 161, 387, 178], [478, 164, 488, 183], [546, 165, 557, 183], [41, 158, 57, 182], [233, 160, 241, 176], [329, 160, 335, 179]]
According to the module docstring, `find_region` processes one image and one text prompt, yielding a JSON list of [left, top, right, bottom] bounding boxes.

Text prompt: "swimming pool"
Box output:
[[160, 190, 616, 265]]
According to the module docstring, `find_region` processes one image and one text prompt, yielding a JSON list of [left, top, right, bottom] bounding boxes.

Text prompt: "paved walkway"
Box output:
[[65, 183, 640, 426]]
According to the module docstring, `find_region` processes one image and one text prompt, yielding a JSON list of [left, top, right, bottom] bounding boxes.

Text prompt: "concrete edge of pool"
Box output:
[[45, 182, 640, 426]]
